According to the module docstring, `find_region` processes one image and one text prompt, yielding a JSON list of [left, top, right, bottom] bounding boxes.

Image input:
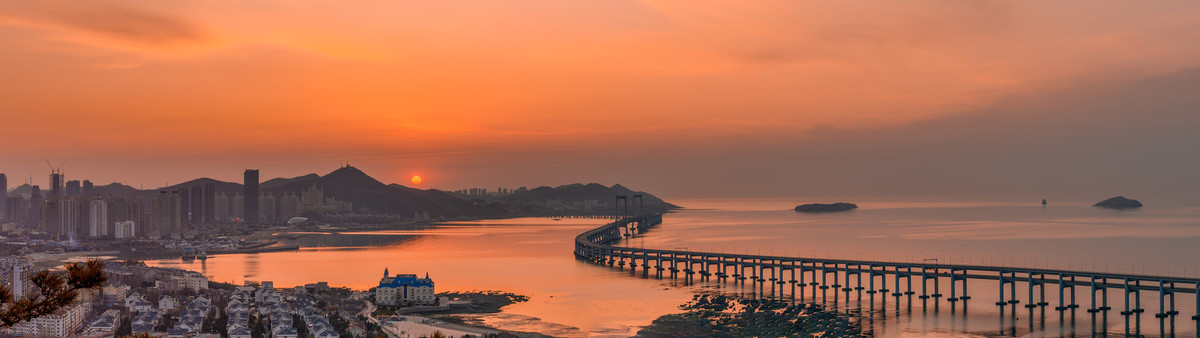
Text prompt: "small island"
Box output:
[[1093, 196, 1143, 209], [794, 202, 858, 213]]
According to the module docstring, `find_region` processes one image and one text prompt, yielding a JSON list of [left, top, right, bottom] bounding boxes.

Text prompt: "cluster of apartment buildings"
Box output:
[[6, 299, 91, 336], [450, 186, 528, 198], [0, 169, 356, 241]]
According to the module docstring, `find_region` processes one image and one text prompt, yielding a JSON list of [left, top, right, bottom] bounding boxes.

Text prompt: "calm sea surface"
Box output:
[[147, 198, 1200, 337]]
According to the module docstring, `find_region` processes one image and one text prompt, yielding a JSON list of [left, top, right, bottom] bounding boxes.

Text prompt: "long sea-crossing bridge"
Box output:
[[575, 210, 1200, 336]]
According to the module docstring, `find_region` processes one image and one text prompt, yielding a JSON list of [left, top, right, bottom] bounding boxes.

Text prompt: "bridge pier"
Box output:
[[919, 267, 929, 299], [962, 273, 969, 301], [1135, 280, 1143, 314], [855, 265, 864, 291], [1101, 278, 1110, 311], [843, 264, 853, 292], [1122, 278, 1132, 316], [1194, 283, 1199, 320], [820, 262, 829, 290], [1056, 274, 1067, 310], [1026, 273, 1037, 309], [948, 268, 958, 301], [905, 267, 915, 296], [1156, 281, 1168, 318], [933, 267, 942, 298], [1009, 272, 1019, 305], [1038, 274, 1048, 307]]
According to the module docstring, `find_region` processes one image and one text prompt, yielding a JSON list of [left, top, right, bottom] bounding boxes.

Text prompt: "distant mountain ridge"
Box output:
[[5, 166, 676, 218], [265, 166, 478, 217], [515, 183, 678, 209]]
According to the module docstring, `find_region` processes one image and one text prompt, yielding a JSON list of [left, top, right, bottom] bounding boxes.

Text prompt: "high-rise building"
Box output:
[[190, 187, 203, 225], [49, 171, 63, 198], [0, 173, 6, 220], [244, 170, 259, 223], [81, 180, 93, 196], [65, 180, 81, 197], [61, 197, 85, 240], [259, 193, 276, 223], [280, 192, 300, 220], [152, 191, 182, 238], [4, 197, 22, 222], [232, 193, 244, 221], [89, 199, 108, 237], [203, 183, 216, 223], [28, 186, 42, 226], [40, 195, 61, 238], [107, 196, 141, 237], [214, 192, 229, 221], [114, 220, 135, 239], [0, 256, 33, 299], [179, 187, 190, 224]]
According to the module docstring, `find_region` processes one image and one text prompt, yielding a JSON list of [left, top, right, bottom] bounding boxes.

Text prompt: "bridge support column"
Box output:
[[948, 269, 957, 301], [1026, 274, 1037, 309], [1089, 278, 1098, 313], [919, 267, 929, 299], [893, 267, 903, 297], [1135, 280, 1143, 314], [1123, 279, 1131, 316], [1102, 278, 1110, 311], [820, 262, 828, 290], [1068, 275, 1076, 308], [1193, 283, 1199, 320], [1169, 282, 1177, 316], [906, 267, 915, 296], [998, 271, 1006, 306], [933, 267, 941, 298], [1010, 272, 1018, 305], [960, 271, 968, 301], [843, 264, 852, 292], [1038, 274, 1048, 307], [867, 265, 876, 295], [1156, 281, 1167, 318], [856, 265, 864, 291], [1056, 274, 1066, 310]]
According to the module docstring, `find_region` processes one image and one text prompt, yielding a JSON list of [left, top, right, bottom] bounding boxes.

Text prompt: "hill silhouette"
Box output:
[[515, 183, 677, 210], [265, 166, 479, 217], [6, 167, 676, 219]]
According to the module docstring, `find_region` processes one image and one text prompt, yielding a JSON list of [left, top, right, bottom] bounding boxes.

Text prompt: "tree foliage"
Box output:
[[0, 259, 106, 328]]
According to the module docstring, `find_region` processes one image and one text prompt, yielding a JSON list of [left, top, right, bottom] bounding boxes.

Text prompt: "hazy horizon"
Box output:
[[3, 1, 1199, 202]]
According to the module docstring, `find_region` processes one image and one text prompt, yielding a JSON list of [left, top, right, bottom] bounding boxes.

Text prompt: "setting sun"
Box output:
[[411, 175, 423, 185]]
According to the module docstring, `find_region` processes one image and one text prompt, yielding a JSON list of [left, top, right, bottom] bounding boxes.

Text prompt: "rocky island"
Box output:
[[1093, 196, 1143, 209], [794, 202, 858, 213]]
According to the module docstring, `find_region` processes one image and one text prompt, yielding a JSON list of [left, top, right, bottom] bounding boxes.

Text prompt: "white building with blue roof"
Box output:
[[375, 268, 435, 306]]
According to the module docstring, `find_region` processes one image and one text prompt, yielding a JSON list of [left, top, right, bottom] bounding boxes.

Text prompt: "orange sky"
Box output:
[[2, 1, 1200, 198]]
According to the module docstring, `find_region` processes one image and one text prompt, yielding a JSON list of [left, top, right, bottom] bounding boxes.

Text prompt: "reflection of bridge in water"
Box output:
[[575, 213, 1200, 336]]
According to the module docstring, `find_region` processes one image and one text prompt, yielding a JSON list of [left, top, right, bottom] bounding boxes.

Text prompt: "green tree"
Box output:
[[292, 314, 309, 337], [0, 259, 106, 327], [115, 315, 132, 337]]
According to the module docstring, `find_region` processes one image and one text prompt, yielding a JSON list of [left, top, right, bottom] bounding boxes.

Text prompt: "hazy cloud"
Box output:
[[0, 1, 205, 45]]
